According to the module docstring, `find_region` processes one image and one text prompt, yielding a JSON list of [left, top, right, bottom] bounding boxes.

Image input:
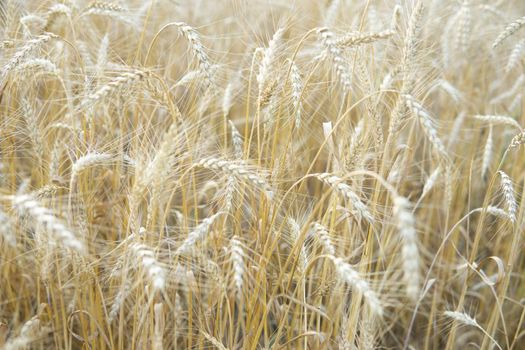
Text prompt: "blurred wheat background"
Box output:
[[0, 0, 525, 349]]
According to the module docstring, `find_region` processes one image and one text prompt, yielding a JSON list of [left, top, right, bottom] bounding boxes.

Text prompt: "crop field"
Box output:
[[0, 0, 525, 349]]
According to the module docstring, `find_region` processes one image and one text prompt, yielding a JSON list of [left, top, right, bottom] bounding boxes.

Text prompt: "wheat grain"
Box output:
[[288, 60, 303, 128], [311, 222, 335, 256], [335, 29, 395, 48], [228, 121, 244, 159], [421, 166, 441, 198], [80, 70, 147, 109], [257, 27, 285, 93], [444, 310, 478, 327], [508, 131, 525, 150], [505, 39, 525, 73]]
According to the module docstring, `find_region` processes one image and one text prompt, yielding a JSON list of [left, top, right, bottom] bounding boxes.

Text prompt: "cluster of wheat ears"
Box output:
[[0, 0, 525, 349]]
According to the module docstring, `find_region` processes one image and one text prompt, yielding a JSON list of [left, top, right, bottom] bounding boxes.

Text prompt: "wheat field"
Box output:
[[0, 0, 524, 349]]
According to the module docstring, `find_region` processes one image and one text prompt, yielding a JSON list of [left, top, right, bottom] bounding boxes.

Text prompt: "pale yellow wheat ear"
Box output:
[[175, 212, 223, 255], [257, 27, 285, 93], [508, 131, 525, 150], [403, 94, 448, 158], [79, 69, 148, 110], [3, 304, 49, 350], [393, 196, 420, 302], [230, 236, 245, 295], [9, 194, 85, 254], [444, 310, 502, 350], [481, 126, 493, 178], [129, 239, 165, 291], [314, 173, 373, 223], [329, 256, 383, 317], [316, 27, 352, 90], [173, 22, 214, 86], [498, 171, 517, 223], [197, 157, 274, 200], [0, 33, 57, 85], [493, 16, 525, 49]]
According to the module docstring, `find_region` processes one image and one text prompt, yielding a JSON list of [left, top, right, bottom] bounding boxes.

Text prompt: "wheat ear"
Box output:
[[330, 256, 383, 316], [498, 171, 517, 223], [317, 27, 352, 90], [493, 16, 525, 48], [393, 196, 420, 301], [130, 241, 165, 290], [175, 212, 222, 255], [473, 115, 522, 131], [173, 22, 213, 86], [314, 173, 374, 223], [197, 158, 274, 200], [11, 194, 85, 253]]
